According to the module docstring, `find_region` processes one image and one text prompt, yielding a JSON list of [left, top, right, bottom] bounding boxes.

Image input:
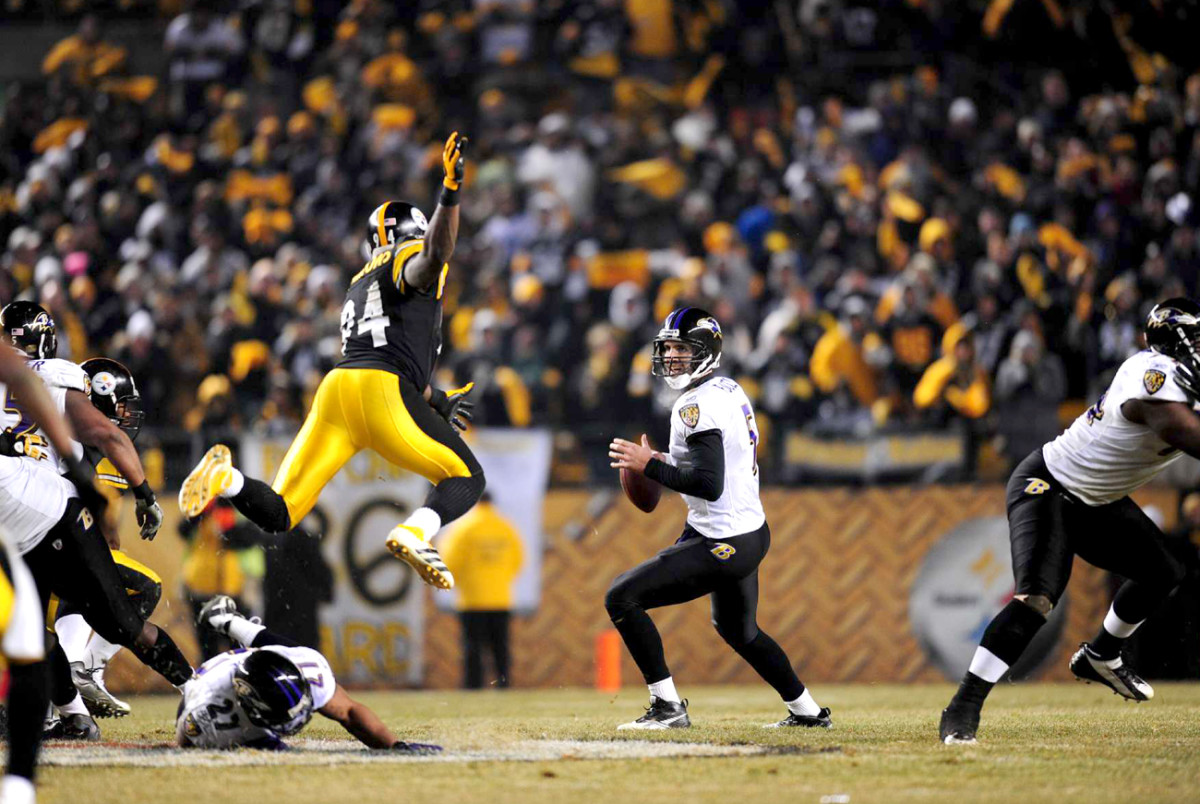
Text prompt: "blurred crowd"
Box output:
[[3, 0, 1200, 480]]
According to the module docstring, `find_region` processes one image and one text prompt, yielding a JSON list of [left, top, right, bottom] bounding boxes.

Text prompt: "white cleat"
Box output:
[[385, 525, 454, 589], [178, 445, 233, 518], [1070, 643, 1154, 701], [70, 661, 131, 718]]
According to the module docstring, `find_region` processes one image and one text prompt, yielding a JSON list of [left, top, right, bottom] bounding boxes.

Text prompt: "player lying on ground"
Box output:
[[0, 336, 109, 804], [179, 132, 482, 592], [184, 596, 440, 752], [607, 308, 830, 730], [940, 297, 1200, 744], [1, 304, 191, 742]]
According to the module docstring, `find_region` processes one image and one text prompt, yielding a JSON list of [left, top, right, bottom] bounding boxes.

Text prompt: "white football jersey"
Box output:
[[26, 358, 88, 471], [1043, 349, 1195, 506], [0, 373, 77, 554], [667, 376, 766, 538], [177, 646, 336, 749]]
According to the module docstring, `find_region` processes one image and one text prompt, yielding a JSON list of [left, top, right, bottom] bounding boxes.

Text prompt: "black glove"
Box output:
[[1176, 361, 1200, 403], [429, 382, 475, 432], [133, 480, 163, 541], [63, 456, 109, 528], [0, 429, 17, 457]]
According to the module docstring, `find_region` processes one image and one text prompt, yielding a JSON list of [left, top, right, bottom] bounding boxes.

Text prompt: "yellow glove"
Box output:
[[442, 131, 468, 191]]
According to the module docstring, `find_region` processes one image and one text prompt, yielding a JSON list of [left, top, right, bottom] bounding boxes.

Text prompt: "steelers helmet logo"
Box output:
[[92, 371, 117, 397], [679, 403, 700, 428], [411, 206, 429, 230], [710, 543, 736, 560], [1144, 369, 1166, 395]]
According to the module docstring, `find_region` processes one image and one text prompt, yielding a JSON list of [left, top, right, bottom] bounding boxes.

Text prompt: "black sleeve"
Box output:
[[643, 429, 725, 502]]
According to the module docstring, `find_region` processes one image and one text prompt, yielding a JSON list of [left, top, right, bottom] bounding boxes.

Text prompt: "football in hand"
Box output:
[[620, 464, 661, 513]]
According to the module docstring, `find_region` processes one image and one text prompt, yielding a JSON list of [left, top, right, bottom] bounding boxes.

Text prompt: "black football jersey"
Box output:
[[336, 238, 448, 389]]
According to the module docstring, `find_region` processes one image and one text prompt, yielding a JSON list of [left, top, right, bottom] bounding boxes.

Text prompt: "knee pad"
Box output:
[[1014, 594, 1054, 618]]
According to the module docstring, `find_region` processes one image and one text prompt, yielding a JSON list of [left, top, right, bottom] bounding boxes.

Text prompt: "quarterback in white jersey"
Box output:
[[606, 308, 828, 731], [941, 298, 1200, 746], [185, 596, 441, 753]]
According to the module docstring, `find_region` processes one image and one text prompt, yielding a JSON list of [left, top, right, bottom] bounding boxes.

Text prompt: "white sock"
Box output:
[[54, 614, 92, 660], [648, 677, 681, 704], [221, 467, 245, 498], [1, 774, 36, 804], [59, 693, 89, 717], [968, 646, 1009, 683], [227, 616, 265, 647], [84, 634, 123, 670], [1103, 606, 1142, 638], [403, 507, 442, 542], [785, 688, 821, 717]]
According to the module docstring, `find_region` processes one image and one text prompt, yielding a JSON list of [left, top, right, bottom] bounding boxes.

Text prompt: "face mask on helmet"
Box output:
[[233, 652, 314, 736], [1, 301, 57, 360], [82, 358, 146, 440], [651, 308, 723, 390], [1146, 297, 1200, 368]]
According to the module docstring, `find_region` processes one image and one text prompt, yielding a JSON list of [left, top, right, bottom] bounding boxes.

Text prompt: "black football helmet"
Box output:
[[1145, 297, 1200, 366], [81, 357, 145, 441], [1, 301, 57, 359], [232, 650, 314, 736], [365, 200, 428, 255], [651, 307, 723, 389]]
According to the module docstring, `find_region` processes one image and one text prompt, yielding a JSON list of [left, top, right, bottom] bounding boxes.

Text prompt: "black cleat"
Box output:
[[1070, 643, 1153, 701], [939, 704, 979, 745], [765, 707, 833, 729], [391, 741, 443, 755], [617, 697, 691, 730], [46, 713, 101, 741]]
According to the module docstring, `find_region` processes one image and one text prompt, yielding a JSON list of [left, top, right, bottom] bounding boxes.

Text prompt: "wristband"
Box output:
[[133, 480, 155, 503], [439, 185, 460, 207]]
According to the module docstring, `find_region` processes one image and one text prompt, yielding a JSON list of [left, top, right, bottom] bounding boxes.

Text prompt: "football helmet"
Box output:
[[232, 650, 314, 736], [365, 200, 428, 256], [652, 307, 723, 390], [81, 357, 145, 441], [1, 300, 57, 359], [1145, 297, 1200, 366]]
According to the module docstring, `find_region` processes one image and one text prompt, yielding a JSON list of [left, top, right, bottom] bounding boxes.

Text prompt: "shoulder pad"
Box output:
[[31, 359, 89, 393]]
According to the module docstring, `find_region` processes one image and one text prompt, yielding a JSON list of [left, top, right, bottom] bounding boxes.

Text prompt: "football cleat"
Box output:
[[391, 740, 443, 754], [179, 444, 234, 518], [1070, 643, 1153, 701], [386, 524, 454, 589], [45, 712, 101, 741], [939, 704, 980, 745], [765, 707, 833, 729], [71, 661, 131, 718], [197, 594, 240, 635], [617, 697, 691, 731]]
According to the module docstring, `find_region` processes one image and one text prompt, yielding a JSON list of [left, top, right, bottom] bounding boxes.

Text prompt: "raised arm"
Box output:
[[402, 132, 466, 291]]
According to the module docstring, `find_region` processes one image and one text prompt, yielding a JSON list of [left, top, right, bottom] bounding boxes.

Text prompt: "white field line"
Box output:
[[29, 739, 834, 767]]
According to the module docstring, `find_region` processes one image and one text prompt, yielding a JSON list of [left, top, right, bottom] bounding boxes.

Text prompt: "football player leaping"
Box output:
[[179, 132, 483, 590], [182, 595, 440, 753], [607, 308, 830, 730], [941, 298, 1200, 744]]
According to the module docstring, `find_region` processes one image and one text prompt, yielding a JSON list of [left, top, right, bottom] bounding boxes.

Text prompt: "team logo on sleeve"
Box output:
[[1144, 369, 1166, 395], [710, 543, 736, 560], [679, 403, 700, 428], [1024, 478, 1050, 495]]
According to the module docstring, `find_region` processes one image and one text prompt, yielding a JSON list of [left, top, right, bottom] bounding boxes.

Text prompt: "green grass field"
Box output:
[[37, 683, 1200, 804]]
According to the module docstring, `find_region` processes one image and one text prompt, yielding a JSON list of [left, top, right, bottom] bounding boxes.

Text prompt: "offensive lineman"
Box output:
[[607, 308, 830, 730], [179, 132, 482, 590], [940, 298, 1200, 744], [181, 595, 440, 753], [0, 339, 109, 804]]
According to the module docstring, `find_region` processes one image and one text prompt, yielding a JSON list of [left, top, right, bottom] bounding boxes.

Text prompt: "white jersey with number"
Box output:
[[0, 373, 78, 554], [26, 358, 88, 472], [668, 376, 766, 538], [1043, 349, 1195, 506], [176, 646, 336, 749]]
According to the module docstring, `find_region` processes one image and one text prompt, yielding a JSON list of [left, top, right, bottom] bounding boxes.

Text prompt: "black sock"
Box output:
[[606, 603, 670, 684], [727, 630, 804, 702], [951, 600, 1046, 709], [250, 628, 300, 649], [131, 626, 193, 686], [424, 474, 485, 526], [6, 661, 48, 781], [1090, 579, 1177, 660], [47, 642, 76, 708], [231, 477, 291, 533]]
